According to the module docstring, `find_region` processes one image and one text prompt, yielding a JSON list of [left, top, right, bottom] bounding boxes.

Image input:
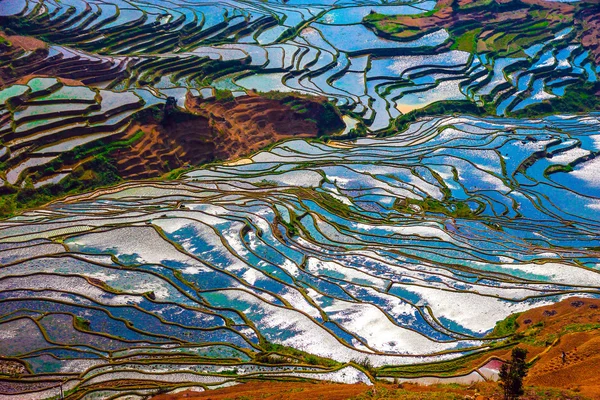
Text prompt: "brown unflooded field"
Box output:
[[0, 33, 46, 51], [151, 381, 372, 400], [520, 298, 600, 399]]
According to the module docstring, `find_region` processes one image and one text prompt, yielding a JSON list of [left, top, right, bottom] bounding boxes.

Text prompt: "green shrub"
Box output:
[[215, 88, 234, 102], [74, 316, 91, 331]]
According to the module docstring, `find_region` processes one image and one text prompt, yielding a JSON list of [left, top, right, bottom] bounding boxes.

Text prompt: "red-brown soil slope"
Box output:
[[152, 381, 372, 400], [578, 4, 600, 64], [0, 33, 46, 51], [187, 92, 328, 161], [518, 297, 600, 398], [114, 93, 343, 179]]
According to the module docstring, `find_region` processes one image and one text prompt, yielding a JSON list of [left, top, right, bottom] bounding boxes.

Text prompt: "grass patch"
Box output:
[[561, 323, 600, 334], [258, 342, 340, 368], [451, 28, 481, 52], [394, 197, 481, 218], [489, 312, 522, 338], [350, 385, 467, 400]]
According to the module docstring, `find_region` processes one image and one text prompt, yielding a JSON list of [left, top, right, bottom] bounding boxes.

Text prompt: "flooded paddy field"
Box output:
[[0, 0, 599, 397]]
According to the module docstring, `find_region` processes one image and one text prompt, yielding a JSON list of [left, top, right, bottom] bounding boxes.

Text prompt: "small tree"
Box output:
[[499, 347, 529, 400]]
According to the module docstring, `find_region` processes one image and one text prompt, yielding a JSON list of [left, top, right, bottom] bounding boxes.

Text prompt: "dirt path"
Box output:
[[151, 381, 372, 400]]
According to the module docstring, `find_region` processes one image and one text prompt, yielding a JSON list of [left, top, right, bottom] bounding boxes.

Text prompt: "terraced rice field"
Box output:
[[2, 0, 598, 133], [2, 114, 600, 397], [0, 0, 599, 398]]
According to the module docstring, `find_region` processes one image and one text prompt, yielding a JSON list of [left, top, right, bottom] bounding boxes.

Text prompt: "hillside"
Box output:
[[0, 64, 343, 215], [114, 92, 343, 180], [0, 0, 599, 398]]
